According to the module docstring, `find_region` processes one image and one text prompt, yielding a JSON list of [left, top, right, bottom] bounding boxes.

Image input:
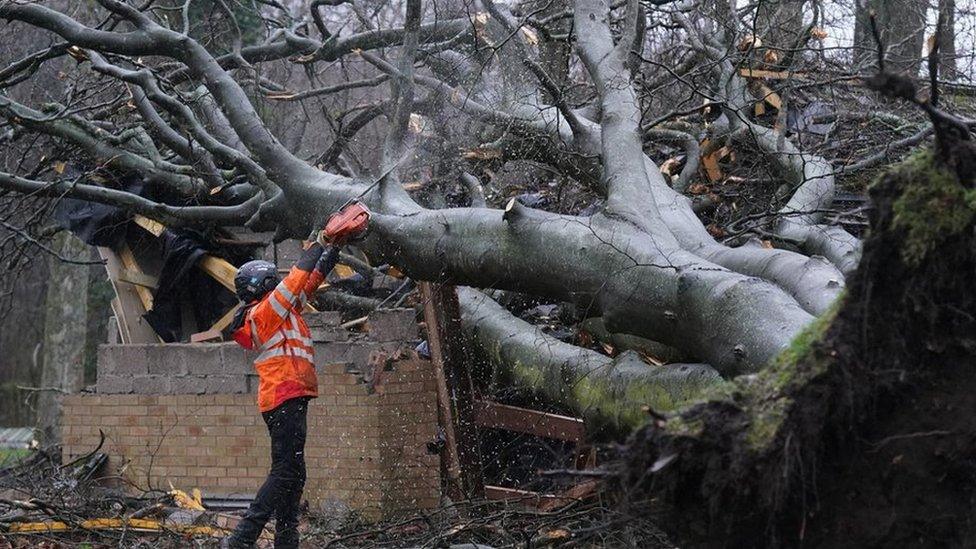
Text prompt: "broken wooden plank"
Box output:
[[118, 268, 158, 290], [5, 517, 227, 536], [419, 282, 465, 501], [484, 480, 600, 511], [537, 479, 601, 512], [132, 214, 165, 237], [422, 282, 485, 499], [738, 68, 807, 80], [98, 247, 160, 344], [117, 244, 154, 311], [473, 400, 586, 442], [190, 329, 223, 343], [208, 304, 240, 334], [756, 83, 783, 111], [197, 255, 237, 292], [484, 485, 556, 505]]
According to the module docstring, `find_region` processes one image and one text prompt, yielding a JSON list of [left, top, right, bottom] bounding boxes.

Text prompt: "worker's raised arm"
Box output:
[[305, 244, 340, 295], [248, 244, 326, 338]]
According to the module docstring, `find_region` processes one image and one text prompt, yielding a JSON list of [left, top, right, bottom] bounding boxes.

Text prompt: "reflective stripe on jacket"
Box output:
[[244, 264, 324, 412]]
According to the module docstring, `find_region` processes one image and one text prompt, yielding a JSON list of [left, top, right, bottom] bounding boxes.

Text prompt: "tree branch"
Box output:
[[0, 171, 260, 226]]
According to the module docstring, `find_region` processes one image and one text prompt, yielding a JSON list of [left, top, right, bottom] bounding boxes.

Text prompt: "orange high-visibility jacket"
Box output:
[[242, 265, 324, 412]]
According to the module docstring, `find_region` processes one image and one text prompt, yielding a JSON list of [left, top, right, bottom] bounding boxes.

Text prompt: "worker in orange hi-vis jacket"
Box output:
[[222, 238, 341, 549]]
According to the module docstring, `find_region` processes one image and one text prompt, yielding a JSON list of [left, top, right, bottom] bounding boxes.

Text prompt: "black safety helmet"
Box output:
[[234, 260, 280, 303]]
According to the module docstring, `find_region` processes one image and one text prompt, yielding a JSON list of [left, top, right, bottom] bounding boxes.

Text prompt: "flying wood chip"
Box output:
[[738, 34, 762, 51], [660, 157, 682, 176], [408, 113, 425, 134], [706, 223, 726, 238], [700, 145, 729, 182], [757, 83, 783, 111]]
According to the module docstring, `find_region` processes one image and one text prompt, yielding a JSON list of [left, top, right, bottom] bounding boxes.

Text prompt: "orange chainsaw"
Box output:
[[320, 200, 371, 245]]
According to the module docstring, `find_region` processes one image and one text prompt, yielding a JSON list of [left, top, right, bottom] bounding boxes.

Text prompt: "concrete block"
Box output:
[[314, 341, 402, 368], [147, 346, 187, 376], [246, 375, 261, 394], [132, 375, 170, 394], [184, 344, 225, 375], [367, 309, 418, 342], [118, 344, 151, 375], [305, 311, 342, 328], [97, 345, 122, 376], [309, 326, 349, 343], [205, 375, 248, 394], [97, 374, 133, 394], [219, 343, 254, 375], [170, 376, 207, 395]]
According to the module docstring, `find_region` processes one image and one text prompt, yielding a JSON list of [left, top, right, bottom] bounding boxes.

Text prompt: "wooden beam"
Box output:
[[190, 329, 223, 343], [197, 255, 237, 292], [132, 214, 164, 237], [98, 247, 160, 344], [419, 282, 465, 501], [118, 269, 158, 290], [484, 480, 600, 511], [208, 304, 240, 334], [117, 245, 154, 311], [473, 400, 585, 442], [739, 68, 807, 80], [537, 480, 600, 512]]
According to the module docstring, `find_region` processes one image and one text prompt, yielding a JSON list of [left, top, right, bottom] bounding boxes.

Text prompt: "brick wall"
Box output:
[[61, 308, 440, 520]]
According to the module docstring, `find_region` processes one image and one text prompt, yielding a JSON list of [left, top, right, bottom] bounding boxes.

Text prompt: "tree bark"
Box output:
[[36, 233, 89, 445], [938, 0, 957, 79], [458, 287, 722, 431], [854, 0, 927, 74]]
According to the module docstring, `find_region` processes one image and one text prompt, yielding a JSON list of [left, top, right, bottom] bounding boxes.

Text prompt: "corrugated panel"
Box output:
[[0, 427, 36, 448]]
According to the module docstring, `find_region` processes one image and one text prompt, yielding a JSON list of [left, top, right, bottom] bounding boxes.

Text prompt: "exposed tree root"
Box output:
[[619, 147, 976, 546]]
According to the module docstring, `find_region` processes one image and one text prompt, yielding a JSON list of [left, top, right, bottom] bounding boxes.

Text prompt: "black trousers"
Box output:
[[228, 397, 309, 548]]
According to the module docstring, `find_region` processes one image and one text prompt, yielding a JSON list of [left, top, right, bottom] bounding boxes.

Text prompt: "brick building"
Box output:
[[60, 309, 442, 521]]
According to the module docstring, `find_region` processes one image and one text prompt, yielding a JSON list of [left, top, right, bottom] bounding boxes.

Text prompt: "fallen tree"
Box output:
[[0, 0, 931, 426]]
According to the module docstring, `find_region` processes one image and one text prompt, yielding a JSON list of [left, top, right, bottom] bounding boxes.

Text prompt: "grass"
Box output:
[[0, 447, 31, 467]]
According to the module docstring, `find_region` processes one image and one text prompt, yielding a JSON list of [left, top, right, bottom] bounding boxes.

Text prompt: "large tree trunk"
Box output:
[[36, 232, 89, 445], [854, 0, 927, 74], [621, 143, 976, 546], [938, 0, 958, 79]]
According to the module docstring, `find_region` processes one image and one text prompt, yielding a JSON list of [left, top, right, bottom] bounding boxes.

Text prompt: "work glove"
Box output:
[[314, 244, 341, 277], [296, 242, 324, 271]]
